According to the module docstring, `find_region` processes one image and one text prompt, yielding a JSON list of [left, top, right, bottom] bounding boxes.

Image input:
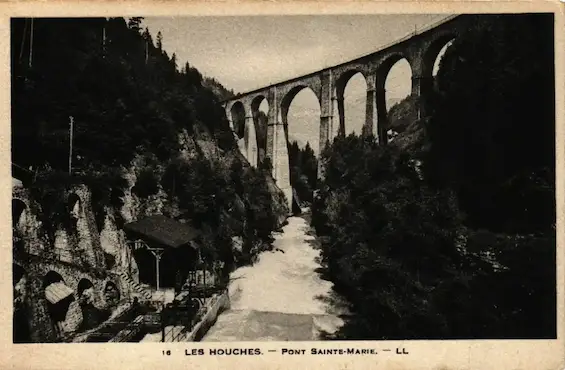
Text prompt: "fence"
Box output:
[[161, 300, 203, 342]]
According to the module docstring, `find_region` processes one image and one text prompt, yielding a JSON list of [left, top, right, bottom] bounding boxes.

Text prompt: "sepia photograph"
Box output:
[[10, 11, 557, 348]]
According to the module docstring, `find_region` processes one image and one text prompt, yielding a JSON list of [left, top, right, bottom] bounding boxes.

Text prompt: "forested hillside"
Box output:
[[11, 17, 288, 274], [312, 13, 555, 339], [203, 76, 236, 101], [12, 17, 235, 171]]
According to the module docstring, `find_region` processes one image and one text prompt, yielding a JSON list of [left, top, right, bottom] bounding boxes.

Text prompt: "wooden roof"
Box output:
[[123, 215, 201, 249]]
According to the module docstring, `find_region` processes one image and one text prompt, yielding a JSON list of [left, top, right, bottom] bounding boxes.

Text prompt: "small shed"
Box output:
[[124, 215, 202, 290]]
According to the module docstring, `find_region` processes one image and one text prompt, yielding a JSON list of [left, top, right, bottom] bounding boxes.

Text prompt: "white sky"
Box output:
[[142, 15, 451, 152]]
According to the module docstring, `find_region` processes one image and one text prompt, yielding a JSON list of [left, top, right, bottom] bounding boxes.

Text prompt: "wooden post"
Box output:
[[149, 249, 164, 292]]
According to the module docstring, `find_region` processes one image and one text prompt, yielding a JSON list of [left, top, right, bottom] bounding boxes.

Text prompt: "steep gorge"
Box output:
[[11, 17, 289, 343]]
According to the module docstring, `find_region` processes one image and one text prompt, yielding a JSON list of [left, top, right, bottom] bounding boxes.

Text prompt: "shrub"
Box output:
[[132, 168, 160, 198]]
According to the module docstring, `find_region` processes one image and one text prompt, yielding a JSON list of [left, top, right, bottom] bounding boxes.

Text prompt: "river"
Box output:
[[202, 212, 347, 341]]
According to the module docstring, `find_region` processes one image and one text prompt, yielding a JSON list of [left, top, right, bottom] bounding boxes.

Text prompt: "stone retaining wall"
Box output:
[[186, 291, 231, 341]]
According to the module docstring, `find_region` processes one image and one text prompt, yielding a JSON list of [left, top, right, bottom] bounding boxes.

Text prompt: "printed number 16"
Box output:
[[163, 350, 171, 356]]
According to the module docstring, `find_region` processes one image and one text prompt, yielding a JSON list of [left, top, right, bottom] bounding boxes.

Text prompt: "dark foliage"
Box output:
[[312, 14, 555, 339], [12, 17, 281, 275], [11, 17, 236, 172], [28, 169, 128, 241], [132, 168, 160, 198], [425, 14, 555, 234], [288, 140, 318, 207]]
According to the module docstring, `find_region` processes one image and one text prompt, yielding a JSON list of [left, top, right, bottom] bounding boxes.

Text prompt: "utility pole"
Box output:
[[145, 40, 148, 65], [69, 116, 74, 174], [19, 19, 28, 64], [102, 18, 106, 53], [28, 18, 34, 68], [149, 250, 164, 291]]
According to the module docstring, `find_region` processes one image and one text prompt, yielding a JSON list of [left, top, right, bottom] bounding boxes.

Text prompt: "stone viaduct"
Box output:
[[12, 184, 137, 342], [223, 14, 473, 207]]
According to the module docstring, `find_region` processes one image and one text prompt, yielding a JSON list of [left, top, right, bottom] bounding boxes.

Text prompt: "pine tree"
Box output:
[[156, 31, 163, 51], [127, 17, 144, 33]]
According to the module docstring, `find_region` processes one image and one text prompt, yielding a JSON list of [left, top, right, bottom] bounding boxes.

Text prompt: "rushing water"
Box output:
[[202, 213, 347, 341]]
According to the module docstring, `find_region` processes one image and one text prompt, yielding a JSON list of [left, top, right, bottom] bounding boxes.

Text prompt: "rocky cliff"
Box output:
[[12, 118, 289, 343]]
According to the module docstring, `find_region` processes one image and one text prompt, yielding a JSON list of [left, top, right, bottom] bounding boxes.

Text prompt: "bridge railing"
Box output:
[[372, 14, 459, 51], [226, 14, 461, 101], [317, 14, 459, 71]]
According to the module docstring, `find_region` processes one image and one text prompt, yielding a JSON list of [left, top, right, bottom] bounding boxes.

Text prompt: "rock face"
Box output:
[[13, 184, 135, 343], [194, 128, 290, 228], [265, 175, 291, 227], [12, 128, 289, 343], [99, 209, 139, 280]]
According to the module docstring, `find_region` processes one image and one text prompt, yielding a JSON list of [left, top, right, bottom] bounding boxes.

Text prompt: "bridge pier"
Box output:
[[408, 43, 435, 120], [274, 122, 292, 210], [330, 96, 338, 142], [265, 88, 277, 164], [363, 73, 377, 137], [411, 75, 434, 119], [318, 114, 331, 179], [244, 116, 258, 167], [336, 96, 345, 138], [265, 119, 293, 209], [261, 87, 292, 210], [318, 70, 333, 179], [375, 83, 388, 145]]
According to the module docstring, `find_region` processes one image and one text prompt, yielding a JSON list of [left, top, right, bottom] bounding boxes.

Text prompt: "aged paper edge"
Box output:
[[0, 1, 563, 370]]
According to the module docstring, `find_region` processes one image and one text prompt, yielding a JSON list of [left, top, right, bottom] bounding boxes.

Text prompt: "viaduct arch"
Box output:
[[223, 15, 469, 208]]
